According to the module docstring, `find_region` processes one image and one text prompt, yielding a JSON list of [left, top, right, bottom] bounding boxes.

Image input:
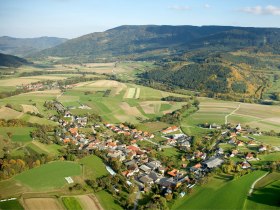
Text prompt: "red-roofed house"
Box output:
[[162, 126, 179, 134]]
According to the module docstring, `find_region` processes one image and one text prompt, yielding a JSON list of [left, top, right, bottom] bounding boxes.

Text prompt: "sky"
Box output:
[[1, 0, 280, 38]]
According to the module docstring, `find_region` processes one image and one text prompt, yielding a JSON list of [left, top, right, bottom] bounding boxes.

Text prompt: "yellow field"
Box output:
[[21, 75, 68, 80], [124, 88, 136, 98], [75, 195, 103, 210], [119, 102, 146, 119], [0, 106, 23, 120], [0, 78, 41, 86], [22, 104, 39, 113], [21, 89, 61, 97]]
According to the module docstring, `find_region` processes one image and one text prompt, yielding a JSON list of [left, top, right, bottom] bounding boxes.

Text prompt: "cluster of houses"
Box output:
[[105, 123, 154, 140], [165, 133, 192, 151], [85, 137, 192, 192], [49, 97, 272, 195]]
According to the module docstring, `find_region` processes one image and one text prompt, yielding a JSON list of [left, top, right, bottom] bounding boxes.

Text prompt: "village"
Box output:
[[44, 100, 275, 199]]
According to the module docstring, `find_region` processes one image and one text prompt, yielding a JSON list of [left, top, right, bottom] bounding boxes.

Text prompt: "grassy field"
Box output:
[[62, 197, 82, 210], [0, 200, 24, 210], [95, 190, 123, 210], [0, 90, 60, 125], [79, 155, 109, 179], [245, 172, 280, 210], [136, 121, 171, 133], [14, 161, 81, 190], [0, 127, 34, 143], [25, 141, 62, 155], [172, 170, 267, 210], [193, 98, 280, 132]]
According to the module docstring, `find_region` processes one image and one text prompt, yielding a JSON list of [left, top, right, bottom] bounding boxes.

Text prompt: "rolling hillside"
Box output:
[[0, 36, 67, 57], [0, 53, 30, 67]]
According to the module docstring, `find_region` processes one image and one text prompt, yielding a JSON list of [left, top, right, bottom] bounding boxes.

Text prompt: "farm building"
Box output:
[[203, 157, 224, 168]]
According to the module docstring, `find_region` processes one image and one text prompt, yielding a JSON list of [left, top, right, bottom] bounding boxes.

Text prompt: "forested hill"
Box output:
[[0, 36, 67, 57], [0, 53, 30, 67], [33, 25, 280, 62]]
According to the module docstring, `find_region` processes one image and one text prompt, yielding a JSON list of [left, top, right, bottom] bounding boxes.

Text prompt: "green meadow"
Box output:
[[173, 171, 267, 210], [245, 173, 280, 210], [14, 161, 81, 190], [0, 127, 34, 142], [62, 197, 83, 210], [79, 155, 109, 179]]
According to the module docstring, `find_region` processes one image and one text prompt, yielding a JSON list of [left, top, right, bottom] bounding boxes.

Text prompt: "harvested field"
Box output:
[[21, 75, 68, 80], [0, 106, 22, 120], [88, 80, 126, 95], [22, 104, 39, 114], [76, 195, 103, 210], [124, 88, 136, 98], [21, 89, 61, 97], [120, 102, 144, 117], [85, 63, 114, 67], [23, 198, 64, 210], [0, 78, 40, 86]]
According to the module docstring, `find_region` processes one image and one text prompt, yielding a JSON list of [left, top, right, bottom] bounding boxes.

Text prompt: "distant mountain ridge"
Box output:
[[32, 25, 280, 62], [0, 36, 68, 57]]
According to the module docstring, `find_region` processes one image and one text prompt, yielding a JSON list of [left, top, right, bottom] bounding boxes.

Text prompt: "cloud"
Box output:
[[240, 5, 280, 15], [169, 5, 191, 11], [204, 4, 211, 9]]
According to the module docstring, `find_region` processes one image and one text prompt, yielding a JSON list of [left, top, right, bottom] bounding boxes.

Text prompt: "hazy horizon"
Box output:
[[1, 0, 280, 38]]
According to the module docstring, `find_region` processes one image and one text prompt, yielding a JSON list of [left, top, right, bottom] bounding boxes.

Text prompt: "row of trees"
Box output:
[[0, 153, 56, 180]]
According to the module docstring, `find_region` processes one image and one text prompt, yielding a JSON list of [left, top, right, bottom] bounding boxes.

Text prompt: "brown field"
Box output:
[[0, 106, 23, 120], [120, 102, 145, 118], [23, 198, 64, 210], [140, 101, 168, 114], [22, 104, 39, 114], [0, 179, 28, 198], [88, 80, 126, 95], [0, 78, 40, 86], [76, 195, 103, 210]]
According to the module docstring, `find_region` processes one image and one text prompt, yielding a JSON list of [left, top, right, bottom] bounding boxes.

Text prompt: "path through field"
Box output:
[[248, 172, 269, 196], [225, 103, 241, 124]]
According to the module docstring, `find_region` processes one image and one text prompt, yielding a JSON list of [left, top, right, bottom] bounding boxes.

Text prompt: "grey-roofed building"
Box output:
[[146, 160, 161, 170], [203, 157, 224, 168], [148, 171, 162, 183], [139, 164, 152, 173], [139, 175, 154, 186], [159, 177, 176, 188]]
